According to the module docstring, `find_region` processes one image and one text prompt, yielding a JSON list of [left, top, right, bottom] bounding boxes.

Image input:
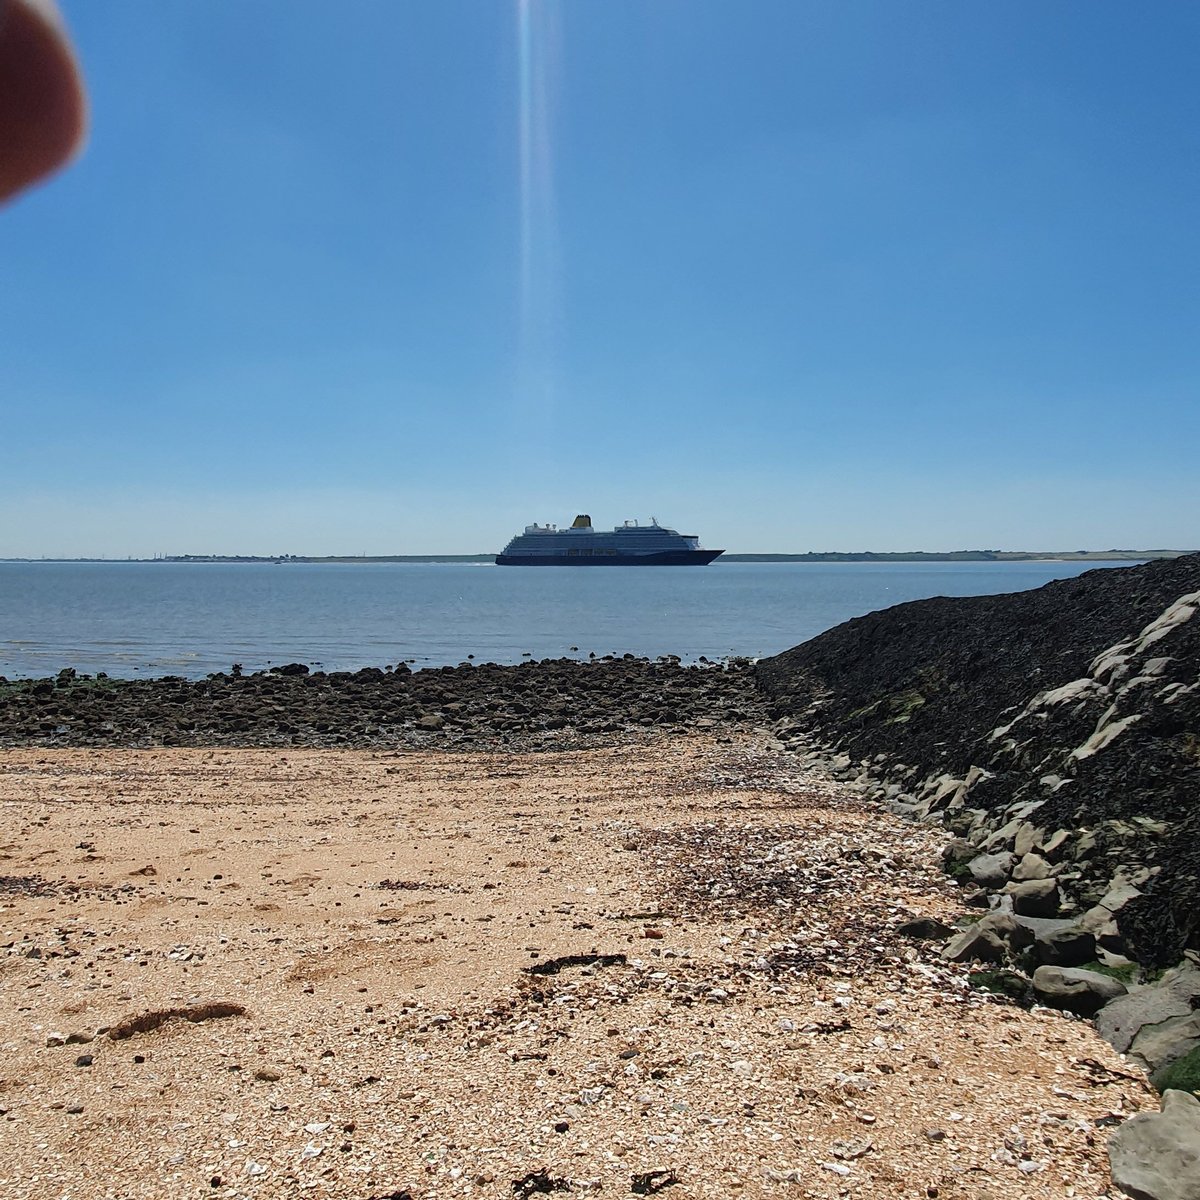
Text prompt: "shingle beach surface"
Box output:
[[0, 737, 1149, 1199]]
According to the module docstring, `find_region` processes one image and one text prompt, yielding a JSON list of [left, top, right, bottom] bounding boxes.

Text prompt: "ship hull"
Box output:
[[495, 549, 723, 567]]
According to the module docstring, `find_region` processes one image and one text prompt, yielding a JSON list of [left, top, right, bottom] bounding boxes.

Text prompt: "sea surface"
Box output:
[[0, 560, 1133, 680]]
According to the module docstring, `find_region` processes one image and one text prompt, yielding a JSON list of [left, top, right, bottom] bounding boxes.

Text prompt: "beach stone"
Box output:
[[898, 916, 955, 940], [1108, 1089, 1200, 1200], [1139, 1012, 1200, 1083], [1007, 878, 1060, 917], [1079, 904, 1126, 952], [1011, 914, 1074, 938], [1012, 853, 1052, 882], [1009, 916, 1097, 967], [1011, 914, 1092, 958], [1032, 965, 1127, 1016], [830, 1136, 873, 1160], [1041, 829, 1071, 860], [942, 913, 1030, 964], [1013, 822, 1041, 859], [1098, 877, 1144, 915], [942, 925, 1005, 964], [1034, 925, 1096, 967], [967, 852, 1015, 889], [941, 839, 976, 869], [1097, 967, 1200, 1055]]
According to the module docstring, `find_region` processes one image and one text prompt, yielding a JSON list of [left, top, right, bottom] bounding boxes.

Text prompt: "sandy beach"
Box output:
[[0, 734, 1152, 1199]]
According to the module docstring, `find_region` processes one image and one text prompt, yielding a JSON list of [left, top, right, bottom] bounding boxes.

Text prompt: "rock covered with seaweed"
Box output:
[[757, 554, 1200, 970], [0, 655, 768, 754]]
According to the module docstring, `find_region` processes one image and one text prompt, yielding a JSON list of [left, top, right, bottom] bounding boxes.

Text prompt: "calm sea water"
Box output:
[[0, 560, 1130, 680]]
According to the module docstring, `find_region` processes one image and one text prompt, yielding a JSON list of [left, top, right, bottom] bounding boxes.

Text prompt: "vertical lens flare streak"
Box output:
[[516, 0, 560, 421], [517, 0, 534, 326]]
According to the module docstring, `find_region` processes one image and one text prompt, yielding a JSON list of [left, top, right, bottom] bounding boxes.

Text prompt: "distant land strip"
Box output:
[[2, 550, 1193, 564]]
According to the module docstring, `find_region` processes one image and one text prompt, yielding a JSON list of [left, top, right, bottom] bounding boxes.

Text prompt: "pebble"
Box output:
[[831, 1137, 873, 1160]]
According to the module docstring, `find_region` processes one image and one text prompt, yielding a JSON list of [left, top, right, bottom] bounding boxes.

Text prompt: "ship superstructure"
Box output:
[[496, 515, 723, 566]]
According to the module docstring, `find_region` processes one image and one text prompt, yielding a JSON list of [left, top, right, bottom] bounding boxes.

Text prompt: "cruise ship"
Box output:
[[496, 515, 723, 566]]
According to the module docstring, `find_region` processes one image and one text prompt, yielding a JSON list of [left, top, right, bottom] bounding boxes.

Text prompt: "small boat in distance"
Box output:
[[496, 515, 724, 566]]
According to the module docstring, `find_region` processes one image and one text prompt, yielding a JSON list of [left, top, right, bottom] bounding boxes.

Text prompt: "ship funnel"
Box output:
[[571, 514, 592, 529]]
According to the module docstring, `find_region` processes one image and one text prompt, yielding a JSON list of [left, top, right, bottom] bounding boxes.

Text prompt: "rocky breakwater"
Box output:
[[0, 655, 769, 753], [757, 554, 1200, 1198]]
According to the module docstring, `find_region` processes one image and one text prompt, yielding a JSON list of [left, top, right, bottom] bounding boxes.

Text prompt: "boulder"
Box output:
[[1136, 1011, 1200, 1081], [1040, 829, 1071, 860], [1028, 922, 1097, 968], [1013, 821, 1041, 859], [1108, 1089, 1200, 1200], [1007, 877, 1061, 918], [1098, 876, 1144, 915], [1012, 852, 1053, 882], [1012, 915, 1076, 940], [942, 913, 1031, 964], [967, 852, 1015, 889], [1079, 903, 1127, 953], [942, 838, 977, 870], [983, 816, 1026, 853], [1097, 967, 1200, 1056], [1031, 965, 1127, 1016]]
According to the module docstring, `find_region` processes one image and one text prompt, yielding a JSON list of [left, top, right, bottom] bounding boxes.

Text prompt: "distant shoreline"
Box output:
[[0, 549, 1190, 565]]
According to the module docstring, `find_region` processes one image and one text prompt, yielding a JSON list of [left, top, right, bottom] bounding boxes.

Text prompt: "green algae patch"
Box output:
[[1152, 1045, 1200, 1097]]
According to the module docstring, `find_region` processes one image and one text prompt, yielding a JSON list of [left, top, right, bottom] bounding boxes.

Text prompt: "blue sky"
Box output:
[[2, 1, 1197, 556]]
